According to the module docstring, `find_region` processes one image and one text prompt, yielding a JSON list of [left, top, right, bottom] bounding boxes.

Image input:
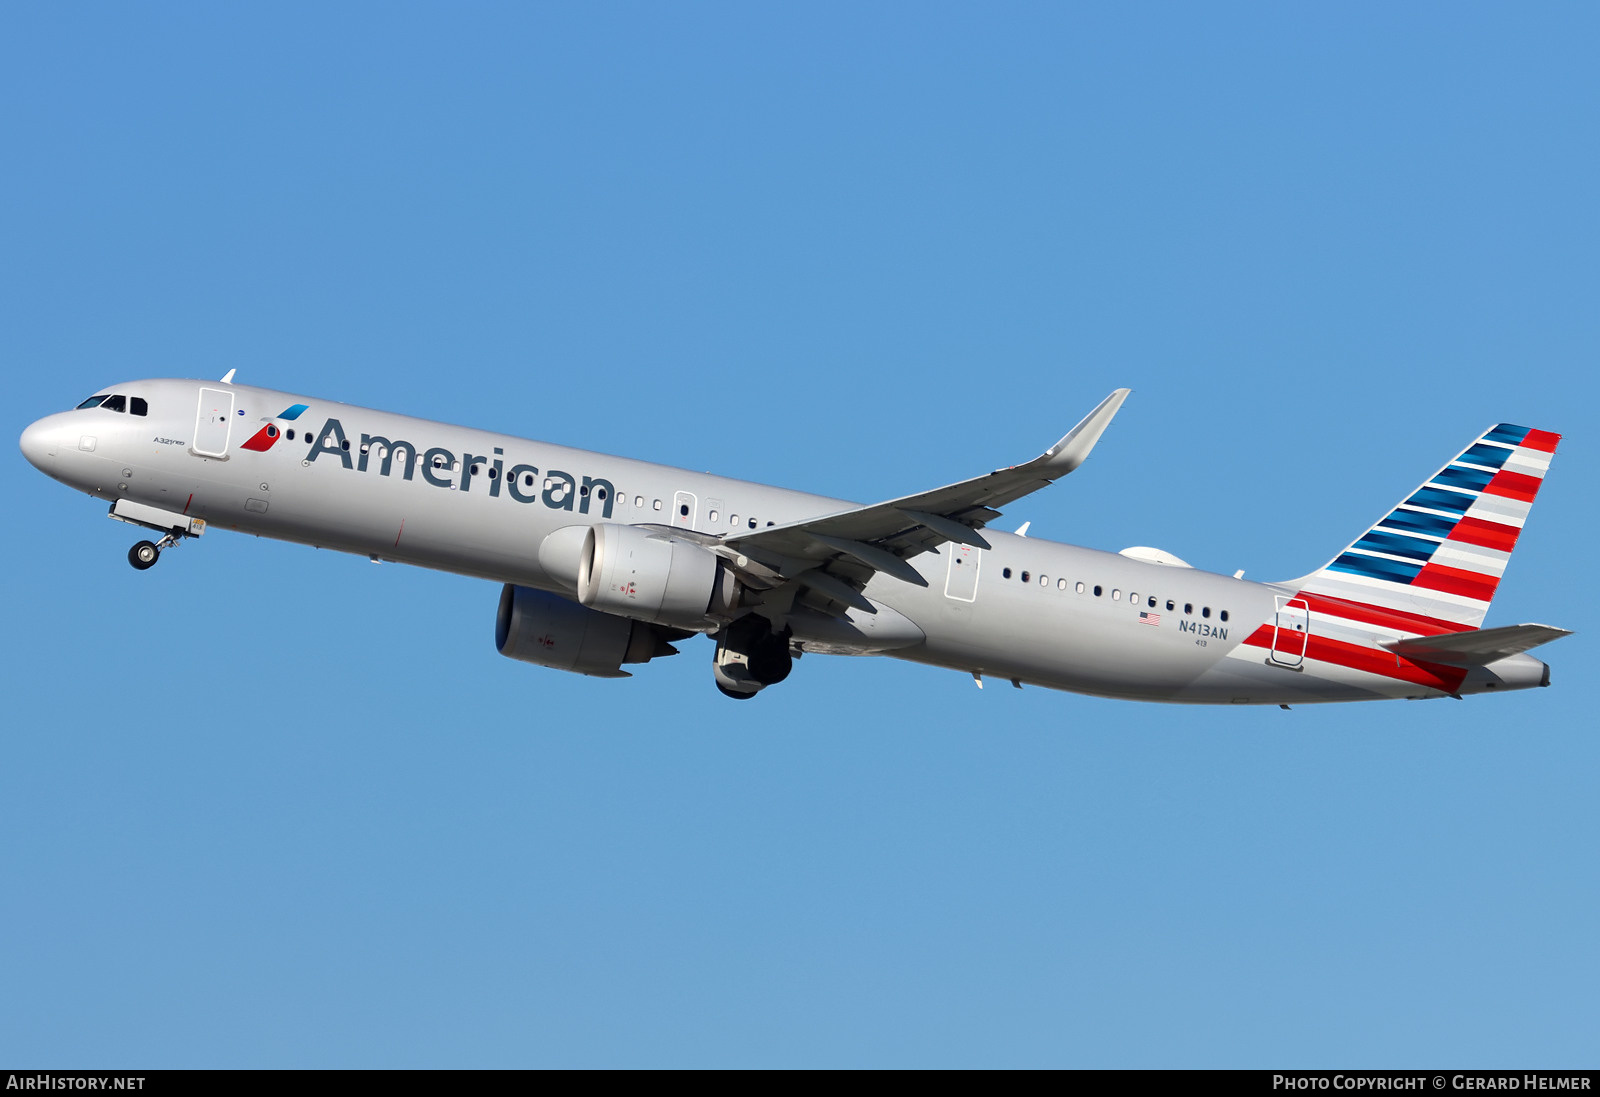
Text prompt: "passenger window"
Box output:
[[749, 518, 757, 528], [1002, 568, 1012, 579], [1220, 610, 1229, 622], [525, 474, 536, 487], [678, 503, 688, 516], [1184, 603, 1193, 615], [287, 429, 296, 440], [1039, 575, 1048, 586], [1202, 607, 1210, 618], [708, 509, 719, 522], [654, 499, 662, 511], [635, 495, 643, 507], [1129, 591, 1138, 603], [1112, 589, 1121, 600], [1021, 571, 1030, 583], [102, 395, 126, 412], [1148, 596, 1156, 608], [130, 397, 148, 416], [1075, 581, 1085, 594], [730, 514, 738, 526], [1093, 585, 1102, 597], [579, 484, 590, 496], [1057, 578, 1067, 590], [76, 395, 108, 409], [1166, 600, 1175, 611]]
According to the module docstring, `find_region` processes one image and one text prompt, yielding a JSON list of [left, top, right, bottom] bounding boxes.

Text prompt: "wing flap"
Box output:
[[1382, 623, 1572, 667]]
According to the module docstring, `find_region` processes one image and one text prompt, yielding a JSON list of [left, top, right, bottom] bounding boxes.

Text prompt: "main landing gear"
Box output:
[[127, 530, 184, 570], [712, 615, 796, 699]]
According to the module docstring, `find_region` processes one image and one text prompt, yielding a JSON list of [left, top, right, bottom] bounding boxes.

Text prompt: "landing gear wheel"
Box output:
[[128, 541, 160, 570], [748, 637, 793, 685], [715, 681, 759, 700]]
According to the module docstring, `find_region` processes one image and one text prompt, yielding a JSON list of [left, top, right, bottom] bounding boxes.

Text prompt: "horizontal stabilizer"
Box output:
[[1382, 623, 1572, 667]]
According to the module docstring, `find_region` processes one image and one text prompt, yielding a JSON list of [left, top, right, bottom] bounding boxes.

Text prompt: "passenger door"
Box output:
[[1270, 597, 1310, 667], [193, 388, 234, 458]]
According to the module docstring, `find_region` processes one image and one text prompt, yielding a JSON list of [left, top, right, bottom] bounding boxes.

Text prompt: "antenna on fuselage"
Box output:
[[219, 369, 237, 384]]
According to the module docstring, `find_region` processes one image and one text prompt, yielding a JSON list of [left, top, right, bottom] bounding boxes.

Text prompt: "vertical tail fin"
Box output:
[[1295, 423, 1561, 631]]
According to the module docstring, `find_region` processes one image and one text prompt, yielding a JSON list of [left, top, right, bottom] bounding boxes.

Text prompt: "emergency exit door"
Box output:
[[944, 543, 980, 602]]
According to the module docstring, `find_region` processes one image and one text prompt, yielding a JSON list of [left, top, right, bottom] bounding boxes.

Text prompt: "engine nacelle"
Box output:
[[538, 523, 738, 629], [495, 584, 680, 678]]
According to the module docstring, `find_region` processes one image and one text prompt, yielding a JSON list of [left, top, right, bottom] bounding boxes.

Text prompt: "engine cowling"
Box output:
[[495, 584, 680, 678], [538, 523, 738, 629]]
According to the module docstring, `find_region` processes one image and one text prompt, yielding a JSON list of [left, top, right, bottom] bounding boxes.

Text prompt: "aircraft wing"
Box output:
[[1382, 623, 1573, 667], [720, 388, 1129, 612]]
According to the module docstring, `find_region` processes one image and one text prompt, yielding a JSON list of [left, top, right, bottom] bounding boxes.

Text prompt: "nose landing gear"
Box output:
[[125, 529, 185, 570], [128, 541, 160, 570], [110, 500, 205, 571]]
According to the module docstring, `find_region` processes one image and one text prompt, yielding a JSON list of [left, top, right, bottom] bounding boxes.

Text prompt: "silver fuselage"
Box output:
[[21, 379, 1549, 704]]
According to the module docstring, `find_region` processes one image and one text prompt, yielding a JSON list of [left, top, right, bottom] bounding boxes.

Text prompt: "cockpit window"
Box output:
[[130, 397, 148, 416], [76, 395, 108, 409], [102, 394, 126, 412]]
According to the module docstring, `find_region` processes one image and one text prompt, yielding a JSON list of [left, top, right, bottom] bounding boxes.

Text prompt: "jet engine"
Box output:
[[495, 584, 685, 678], [538, 523, 739, 630]]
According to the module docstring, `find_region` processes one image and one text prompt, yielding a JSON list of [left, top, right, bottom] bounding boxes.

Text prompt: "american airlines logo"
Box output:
[[240, 404, 310, 452], [292, 415, 617, 519]]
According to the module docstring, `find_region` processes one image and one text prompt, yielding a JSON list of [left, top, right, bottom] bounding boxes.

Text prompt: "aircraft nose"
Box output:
[[19, 414, 66, 471]]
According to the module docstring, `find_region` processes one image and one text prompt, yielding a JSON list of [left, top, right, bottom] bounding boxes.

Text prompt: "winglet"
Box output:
[[1040, 388, 1130, 475]]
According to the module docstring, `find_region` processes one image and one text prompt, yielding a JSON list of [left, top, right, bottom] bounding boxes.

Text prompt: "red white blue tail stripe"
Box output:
[[1297, 423, 1560, 631], [1230, 422, 1561, 697]]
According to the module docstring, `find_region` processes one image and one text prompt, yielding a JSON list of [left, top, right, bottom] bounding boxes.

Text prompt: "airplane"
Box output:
[[19, 374, 1570, 705]]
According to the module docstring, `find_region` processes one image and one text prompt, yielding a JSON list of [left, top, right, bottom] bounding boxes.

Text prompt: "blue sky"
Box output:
[[3, 3, 1595, 1067]]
